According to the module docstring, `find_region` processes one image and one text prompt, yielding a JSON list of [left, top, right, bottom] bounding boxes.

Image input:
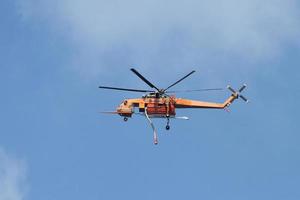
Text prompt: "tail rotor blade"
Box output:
[[239, 84, 247, 92], [240, 95, 249, 103], [227, 85, 236, 93]]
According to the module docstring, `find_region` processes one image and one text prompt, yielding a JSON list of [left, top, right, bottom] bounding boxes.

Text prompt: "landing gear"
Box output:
[[123, 117, 128, 122], [166, 117, 170, 130]]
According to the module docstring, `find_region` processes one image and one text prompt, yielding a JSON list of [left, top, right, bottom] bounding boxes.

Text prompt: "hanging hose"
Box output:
[[144, 107, 158, 145]]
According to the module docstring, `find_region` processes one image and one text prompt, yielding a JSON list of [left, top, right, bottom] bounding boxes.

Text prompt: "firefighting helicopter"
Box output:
[[99, 68, 248, 144]]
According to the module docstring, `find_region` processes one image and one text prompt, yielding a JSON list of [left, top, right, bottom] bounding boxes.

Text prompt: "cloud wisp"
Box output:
[[0, 148, 27, 200], [17, 0, 300, 78]]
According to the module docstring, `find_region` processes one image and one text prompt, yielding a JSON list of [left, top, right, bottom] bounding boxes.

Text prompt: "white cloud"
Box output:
[[17, 0, 300, 79], [0, 148, 27, 200]]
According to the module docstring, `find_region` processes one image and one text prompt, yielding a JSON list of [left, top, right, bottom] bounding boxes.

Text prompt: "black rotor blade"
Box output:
[[227, 86, 236, 94], [164, 70, 196, 92], [166, 88, 223, 93], [99, 86, 154, 93], [240, 95, 249, 103], [239, 84, 247, 92], [130, 68, 160, 91]]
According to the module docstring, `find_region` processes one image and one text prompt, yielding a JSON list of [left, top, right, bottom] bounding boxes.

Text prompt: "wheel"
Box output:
[[123, 117, 128, 122], [166, 125, 170, 130]]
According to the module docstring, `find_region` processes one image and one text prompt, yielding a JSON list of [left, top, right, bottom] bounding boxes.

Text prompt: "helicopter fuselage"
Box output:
[[116, 94, 237, 119]]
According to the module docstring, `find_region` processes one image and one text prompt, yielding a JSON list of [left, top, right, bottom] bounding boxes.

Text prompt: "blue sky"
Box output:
[[1, 0, 300, 199]]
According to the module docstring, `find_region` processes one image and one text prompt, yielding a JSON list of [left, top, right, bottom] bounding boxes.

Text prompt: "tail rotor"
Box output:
[[227, 84, 249, 103]]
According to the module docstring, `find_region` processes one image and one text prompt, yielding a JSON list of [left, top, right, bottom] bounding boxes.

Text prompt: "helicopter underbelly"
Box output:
[[145, 103, 176, 117], [146, 114, 175, 118]]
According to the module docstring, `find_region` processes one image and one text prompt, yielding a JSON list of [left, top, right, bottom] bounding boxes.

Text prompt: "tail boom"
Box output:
[[174, 84, 247, 109], [175, 96, 235, 109]]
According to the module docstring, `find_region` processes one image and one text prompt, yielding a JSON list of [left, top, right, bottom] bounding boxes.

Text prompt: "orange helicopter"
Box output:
[[99, 68, 248, 144]]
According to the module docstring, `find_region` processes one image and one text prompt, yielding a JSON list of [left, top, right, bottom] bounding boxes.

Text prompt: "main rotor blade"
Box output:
[[130, 68, 160, 91], [99, 86, 154, 93], [166, 88, 223, 93], [164, 70, 196, 92], [99, 111, 119, 114]]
